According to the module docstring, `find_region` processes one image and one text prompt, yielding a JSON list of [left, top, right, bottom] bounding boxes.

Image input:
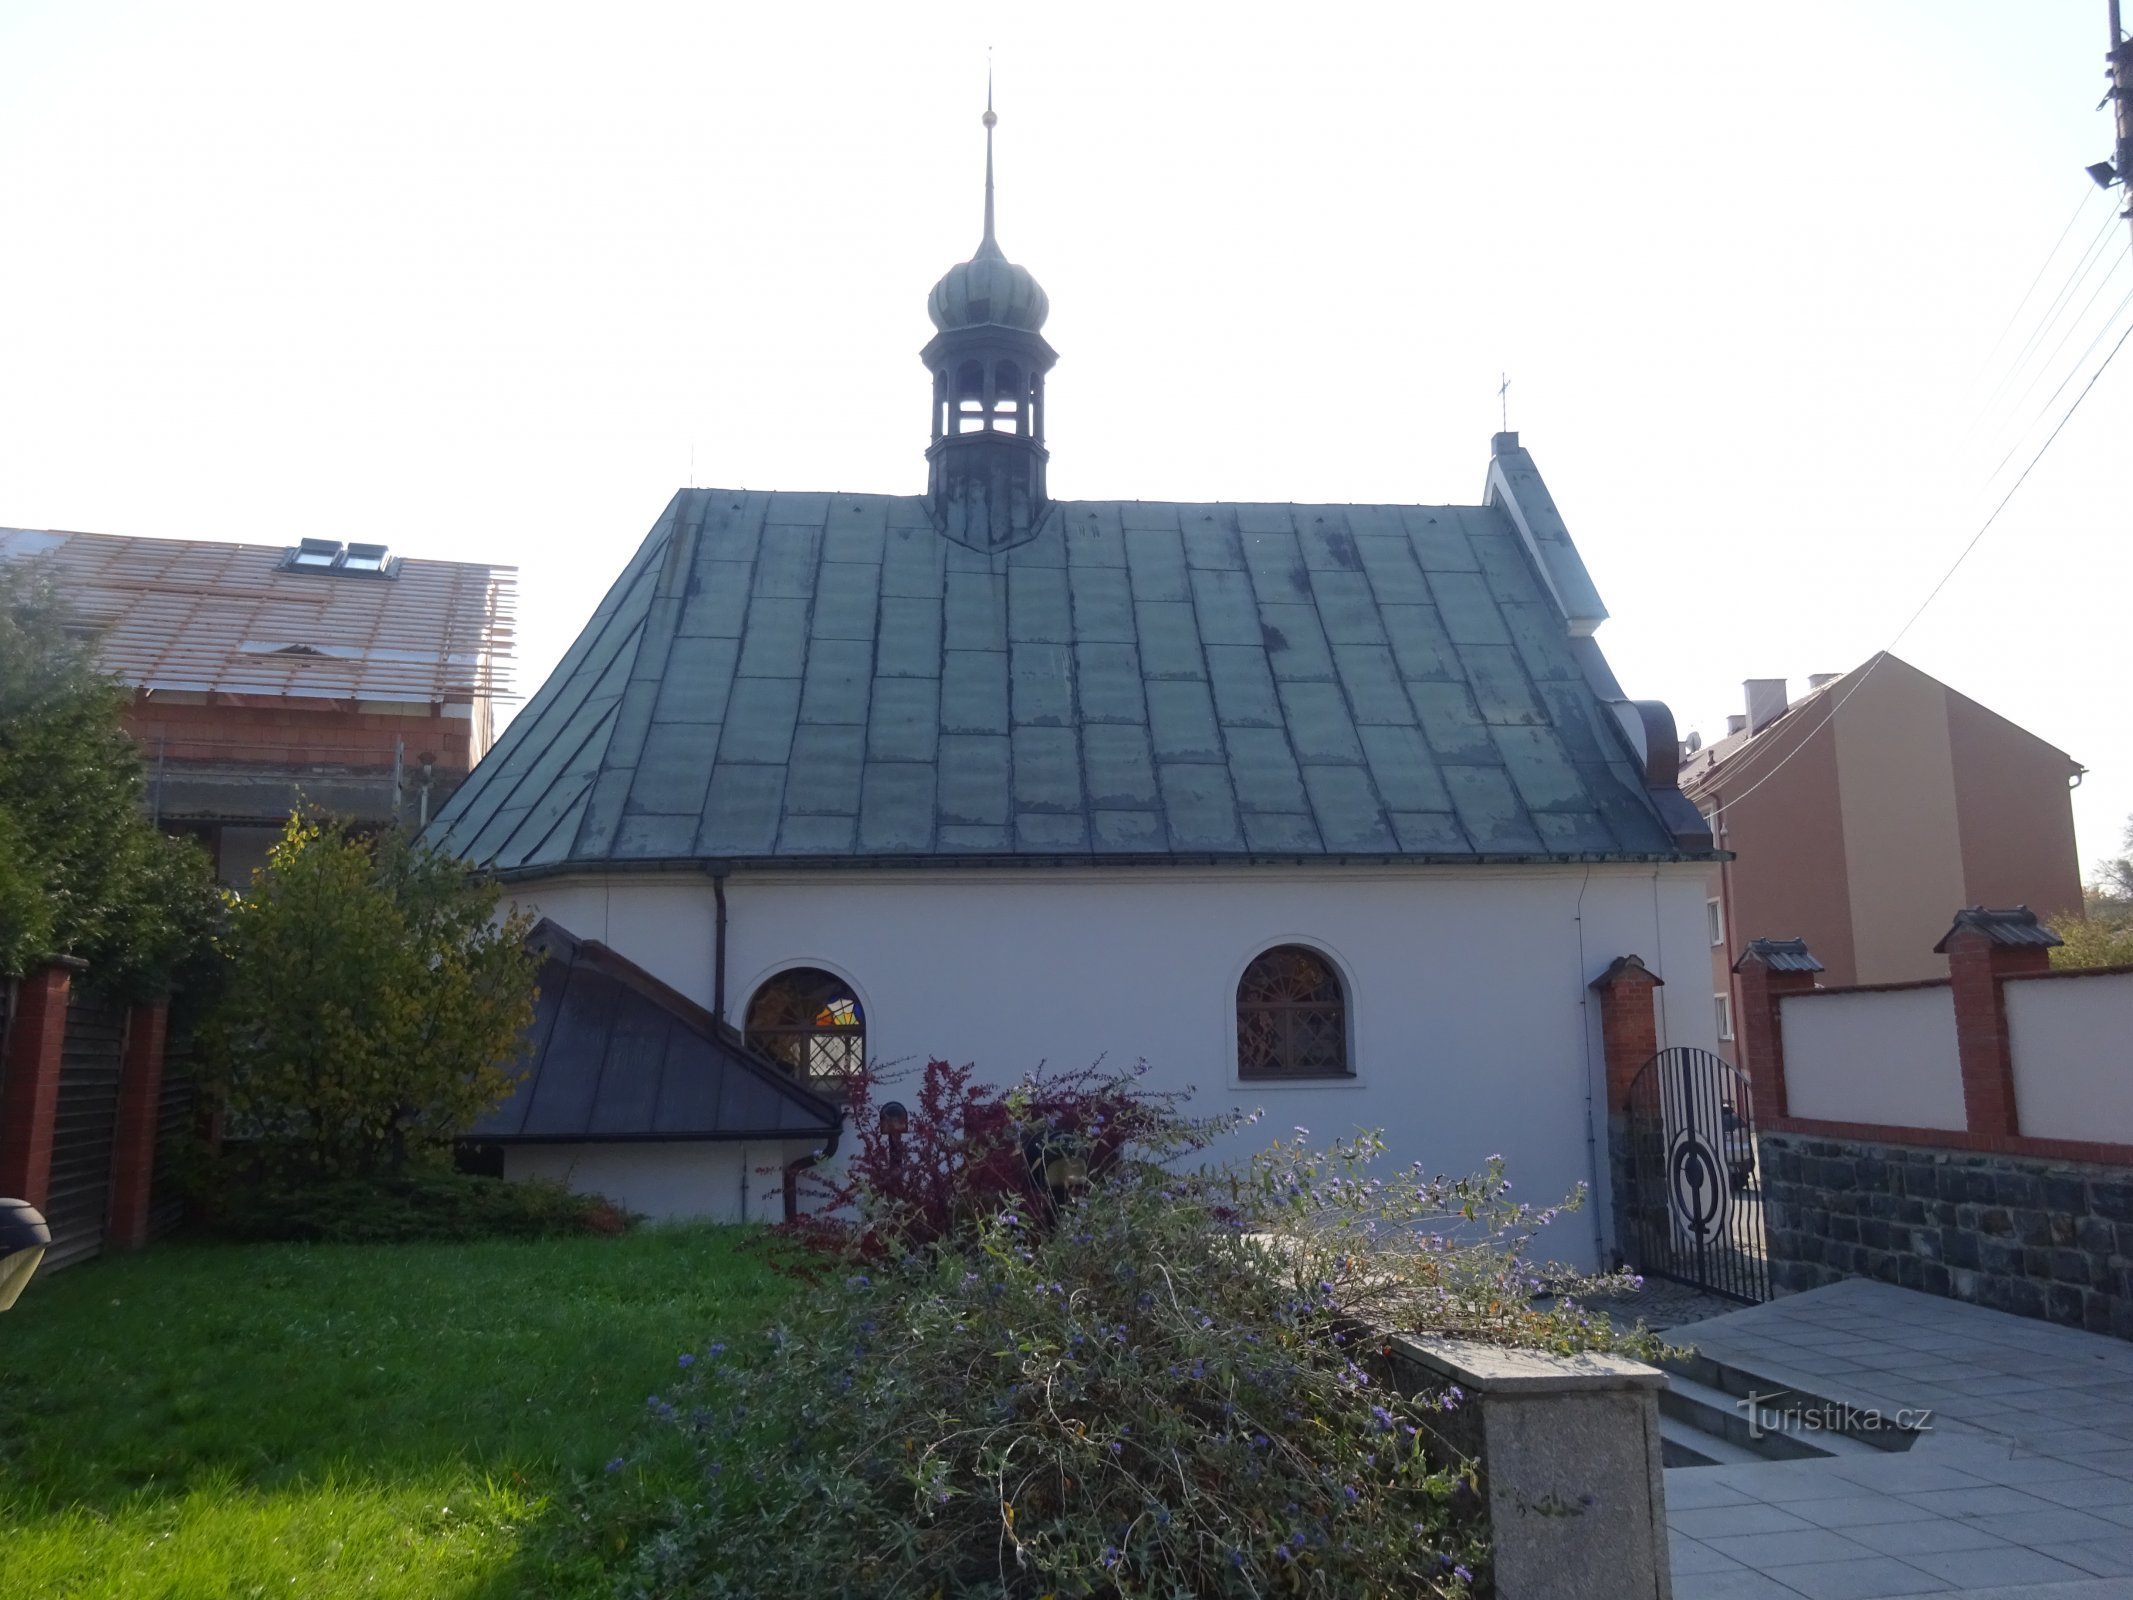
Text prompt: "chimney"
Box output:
[[1726, 714, 1747, 736], [1808, 672, 1840, 690], [1744, 678, 1788, 735]]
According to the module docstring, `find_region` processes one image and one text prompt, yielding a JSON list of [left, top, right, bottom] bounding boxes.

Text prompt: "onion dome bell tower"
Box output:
[[922, 90, 1057, 551]]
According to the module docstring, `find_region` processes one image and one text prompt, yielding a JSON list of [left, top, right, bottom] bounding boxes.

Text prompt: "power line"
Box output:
[[1969, 204, 2124, 438], [1981, 185, 2103, 361], [1980, 276, 2133, 493], [1892, 310, 2133, 648], [1979, 258, 2132, 488], [1710, 311, 2133, 822]]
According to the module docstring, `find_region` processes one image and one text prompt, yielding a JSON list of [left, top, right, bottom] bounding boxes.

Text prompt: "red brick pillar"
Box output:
[[1733, 939, 1822, 1120], [105, 998, 170, 1251], [1589, 955, 1664, 1113], [0, 958, 86, 1208], [1937, 908, 2059, 1139]]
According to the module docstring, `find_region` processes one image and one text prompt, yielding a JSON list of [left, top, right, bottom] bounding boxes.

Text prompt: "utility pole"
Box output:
[[2100, 1, 2133, 251]]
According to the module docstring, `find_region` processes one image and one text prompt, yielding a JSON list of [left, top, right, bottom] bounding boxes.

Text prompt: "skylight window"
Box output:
[[282, 538, 397, 577]]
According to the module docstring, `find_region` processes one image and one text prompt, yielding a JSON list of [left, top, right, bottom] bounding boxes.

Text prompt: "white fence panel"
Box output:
[[1778, 985, 1966, 1130], [2006, 971, 2133, 1145]]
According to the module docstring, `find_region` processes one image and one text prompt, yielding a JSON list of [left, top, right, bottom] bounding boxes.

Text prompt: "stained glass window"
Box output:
[[746, 968, 865, 1090], [1236, 946, 1350, 1080]]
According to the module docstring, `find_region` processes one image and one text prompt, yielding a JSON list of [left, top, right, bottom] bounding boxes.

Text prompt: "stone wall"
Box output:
[[1759, 1130, 2133, 1340]]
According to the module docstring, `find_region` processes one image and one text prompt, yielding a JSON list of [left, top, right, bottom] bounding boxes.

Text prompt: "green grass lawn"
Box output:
[[0, 1226, 791, 1598]]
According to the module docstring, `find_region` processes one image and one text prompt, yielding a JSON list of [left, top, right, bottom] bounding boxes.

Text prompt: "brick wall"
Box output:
[[1760, 1130, 2133, 1340], [124, 699, 474, 772]]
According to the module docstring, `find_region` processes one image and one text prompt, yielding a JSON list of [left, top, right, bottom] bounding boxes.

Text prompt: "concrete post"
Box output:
[[0, 958, 86, 1209], [105, 997, 170, 1250], [1380, 1333, 1672, 1600]]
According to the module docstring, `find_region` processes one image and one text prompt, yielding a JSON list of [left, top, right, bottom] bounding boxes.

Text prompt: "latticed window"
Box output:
[[745, 968, 865, 1090], [1236, 946, 1350, 1080]]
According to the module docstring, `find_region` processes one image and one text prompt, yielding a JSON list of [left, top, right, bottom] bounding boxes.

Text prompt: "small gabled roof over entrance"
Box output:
[[472, 919, 840, 1144]]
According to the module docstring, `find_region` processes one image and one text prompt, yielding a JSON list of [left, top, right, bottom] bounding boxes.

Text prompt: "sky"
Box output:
[[2, 1, 2128, 876]]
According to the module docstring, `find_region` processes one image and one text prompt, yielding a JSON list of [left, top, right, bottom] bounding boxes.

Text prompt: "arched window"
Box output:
[[1236, 946, 1350, 1080], [745, 968, 865, 1089], [954, 359, 987, 433]]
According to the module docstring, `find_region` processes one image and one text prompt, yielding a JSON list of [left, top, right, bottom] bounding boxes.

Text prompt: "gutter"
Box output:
[[485, 848, 1723, 886]]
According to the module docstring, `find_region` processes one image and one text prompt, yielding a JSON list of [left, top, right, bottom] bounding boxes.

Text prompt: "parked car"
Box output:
[[1721, 1103, 1754, 1191]]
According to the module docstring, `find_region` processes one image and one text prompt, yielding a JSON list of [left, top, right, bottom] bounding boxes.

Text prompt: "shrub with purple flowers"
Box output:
[[625, 1097, 1652, 1598]]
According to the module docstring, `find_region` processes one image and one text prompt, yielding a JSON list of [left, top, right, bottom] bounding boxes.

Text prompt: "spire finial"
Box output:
[[977, 57, 1003, 259]]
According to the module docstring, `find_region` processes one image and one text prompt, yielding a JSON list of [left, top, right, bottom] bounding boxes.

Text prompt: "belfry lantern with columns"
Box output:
[[922, 93, 1057, 552]]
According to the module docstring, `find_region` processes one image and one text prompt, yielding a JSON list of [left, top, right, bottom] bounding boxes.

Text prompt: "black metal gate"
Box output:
[[1621, 1047, 1770, 1303]]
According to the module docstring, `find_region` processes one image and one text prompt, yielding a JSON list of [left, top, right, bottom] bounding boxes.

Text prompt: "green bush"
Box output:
[[201, 814, 538, 1184], [620, 1106, 1651, 1598], [210, 1169, 630, 1245]]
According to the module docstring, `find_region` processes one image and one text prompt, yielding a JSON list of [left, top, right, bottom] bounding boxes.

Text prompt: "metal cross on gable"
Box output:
[[1498, 372, 1511, 432]]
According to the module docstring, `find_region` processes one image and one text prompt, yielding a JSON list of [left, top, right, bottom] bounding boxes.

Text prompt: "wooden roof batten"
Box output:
[[0, 527, 517, 703]]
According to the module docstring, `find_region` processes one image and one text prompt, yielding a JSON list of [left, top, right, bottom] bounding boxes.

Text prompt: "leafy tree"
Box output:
[[203, 815, 539, 1182], [2050, 815, 2133, 970], [0, 558, 218, 994]]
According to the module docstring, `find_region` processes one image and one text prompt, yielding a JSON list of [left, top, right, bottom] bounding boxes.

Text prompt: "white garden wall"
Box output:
[[505, 862, 1716, 1268], [503, 1140, 818, 1223], [1777, 985, 1966, 1130], [2006, 970, 2133, 1145]]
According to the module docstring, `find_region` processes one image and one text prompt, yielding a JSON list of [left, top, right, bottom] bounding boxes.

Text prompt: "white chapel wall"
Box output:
[[507, 863, 1717, 1269], [503, 1140, 808, 1224]]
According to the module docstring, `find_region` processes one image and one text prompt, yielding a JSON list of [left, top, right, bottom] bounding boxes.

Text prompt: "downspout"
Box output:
[[1573, 866, 1606, 1268], [710, 864, 729, 1020], [783, 1121, 842, 1223], [700, 858, 839, 1221]]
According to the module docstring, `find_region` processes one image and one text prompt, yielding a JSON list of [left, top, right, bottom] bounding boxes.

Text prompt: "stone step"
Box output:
[[1658, 1412, 1764, 1468], [1662, 1348, 1922, 1454], [1659, 1370, 1837, 1461]]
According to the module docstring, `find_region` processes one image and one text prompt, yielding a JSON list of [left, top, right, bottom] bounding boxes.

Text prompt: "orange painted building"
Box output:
[[1, 527, 514, 883], [1681, 653, 2083, 1058]]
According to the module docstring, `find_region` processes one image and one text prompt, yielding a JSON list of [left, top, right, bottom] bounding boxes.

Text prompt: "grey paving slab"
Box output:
[[1672, 1534, 1749, 1575], [1767, 1556, 1954, 1598], [1674, 1503, 1819, 1539], [1964, 1509, 2133, 1545], [1672, 1570, 1807, 1600], [1897, 1545, 2098, 1587], [1668, 1475, 1760, 1512], [2053, 1535, 2133, 1578], [2076, 1452, 2133, 1481], [1702, 1528, 1879, 1567], [1899, 1486, 2064, 1518], [1713, 1461, 1884, 1502], [1789, 1495, 1943, 1530], [1961, 1454, 2111, 1488], [1841, 1519, 2017, 1558], [2031, 1477, 2133, 1510], [1665, 1279, 2133, 1598]]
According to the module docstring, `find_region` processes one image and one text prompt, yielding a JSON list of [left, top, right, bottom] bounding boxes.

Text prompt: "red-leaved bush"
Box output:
[[777, 1057, 1207, 1264]]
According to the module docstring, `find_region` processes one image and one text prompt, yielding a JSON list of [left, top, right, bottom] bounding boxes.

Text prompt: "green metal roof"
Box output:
[[430, 488, 1698, 871]]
